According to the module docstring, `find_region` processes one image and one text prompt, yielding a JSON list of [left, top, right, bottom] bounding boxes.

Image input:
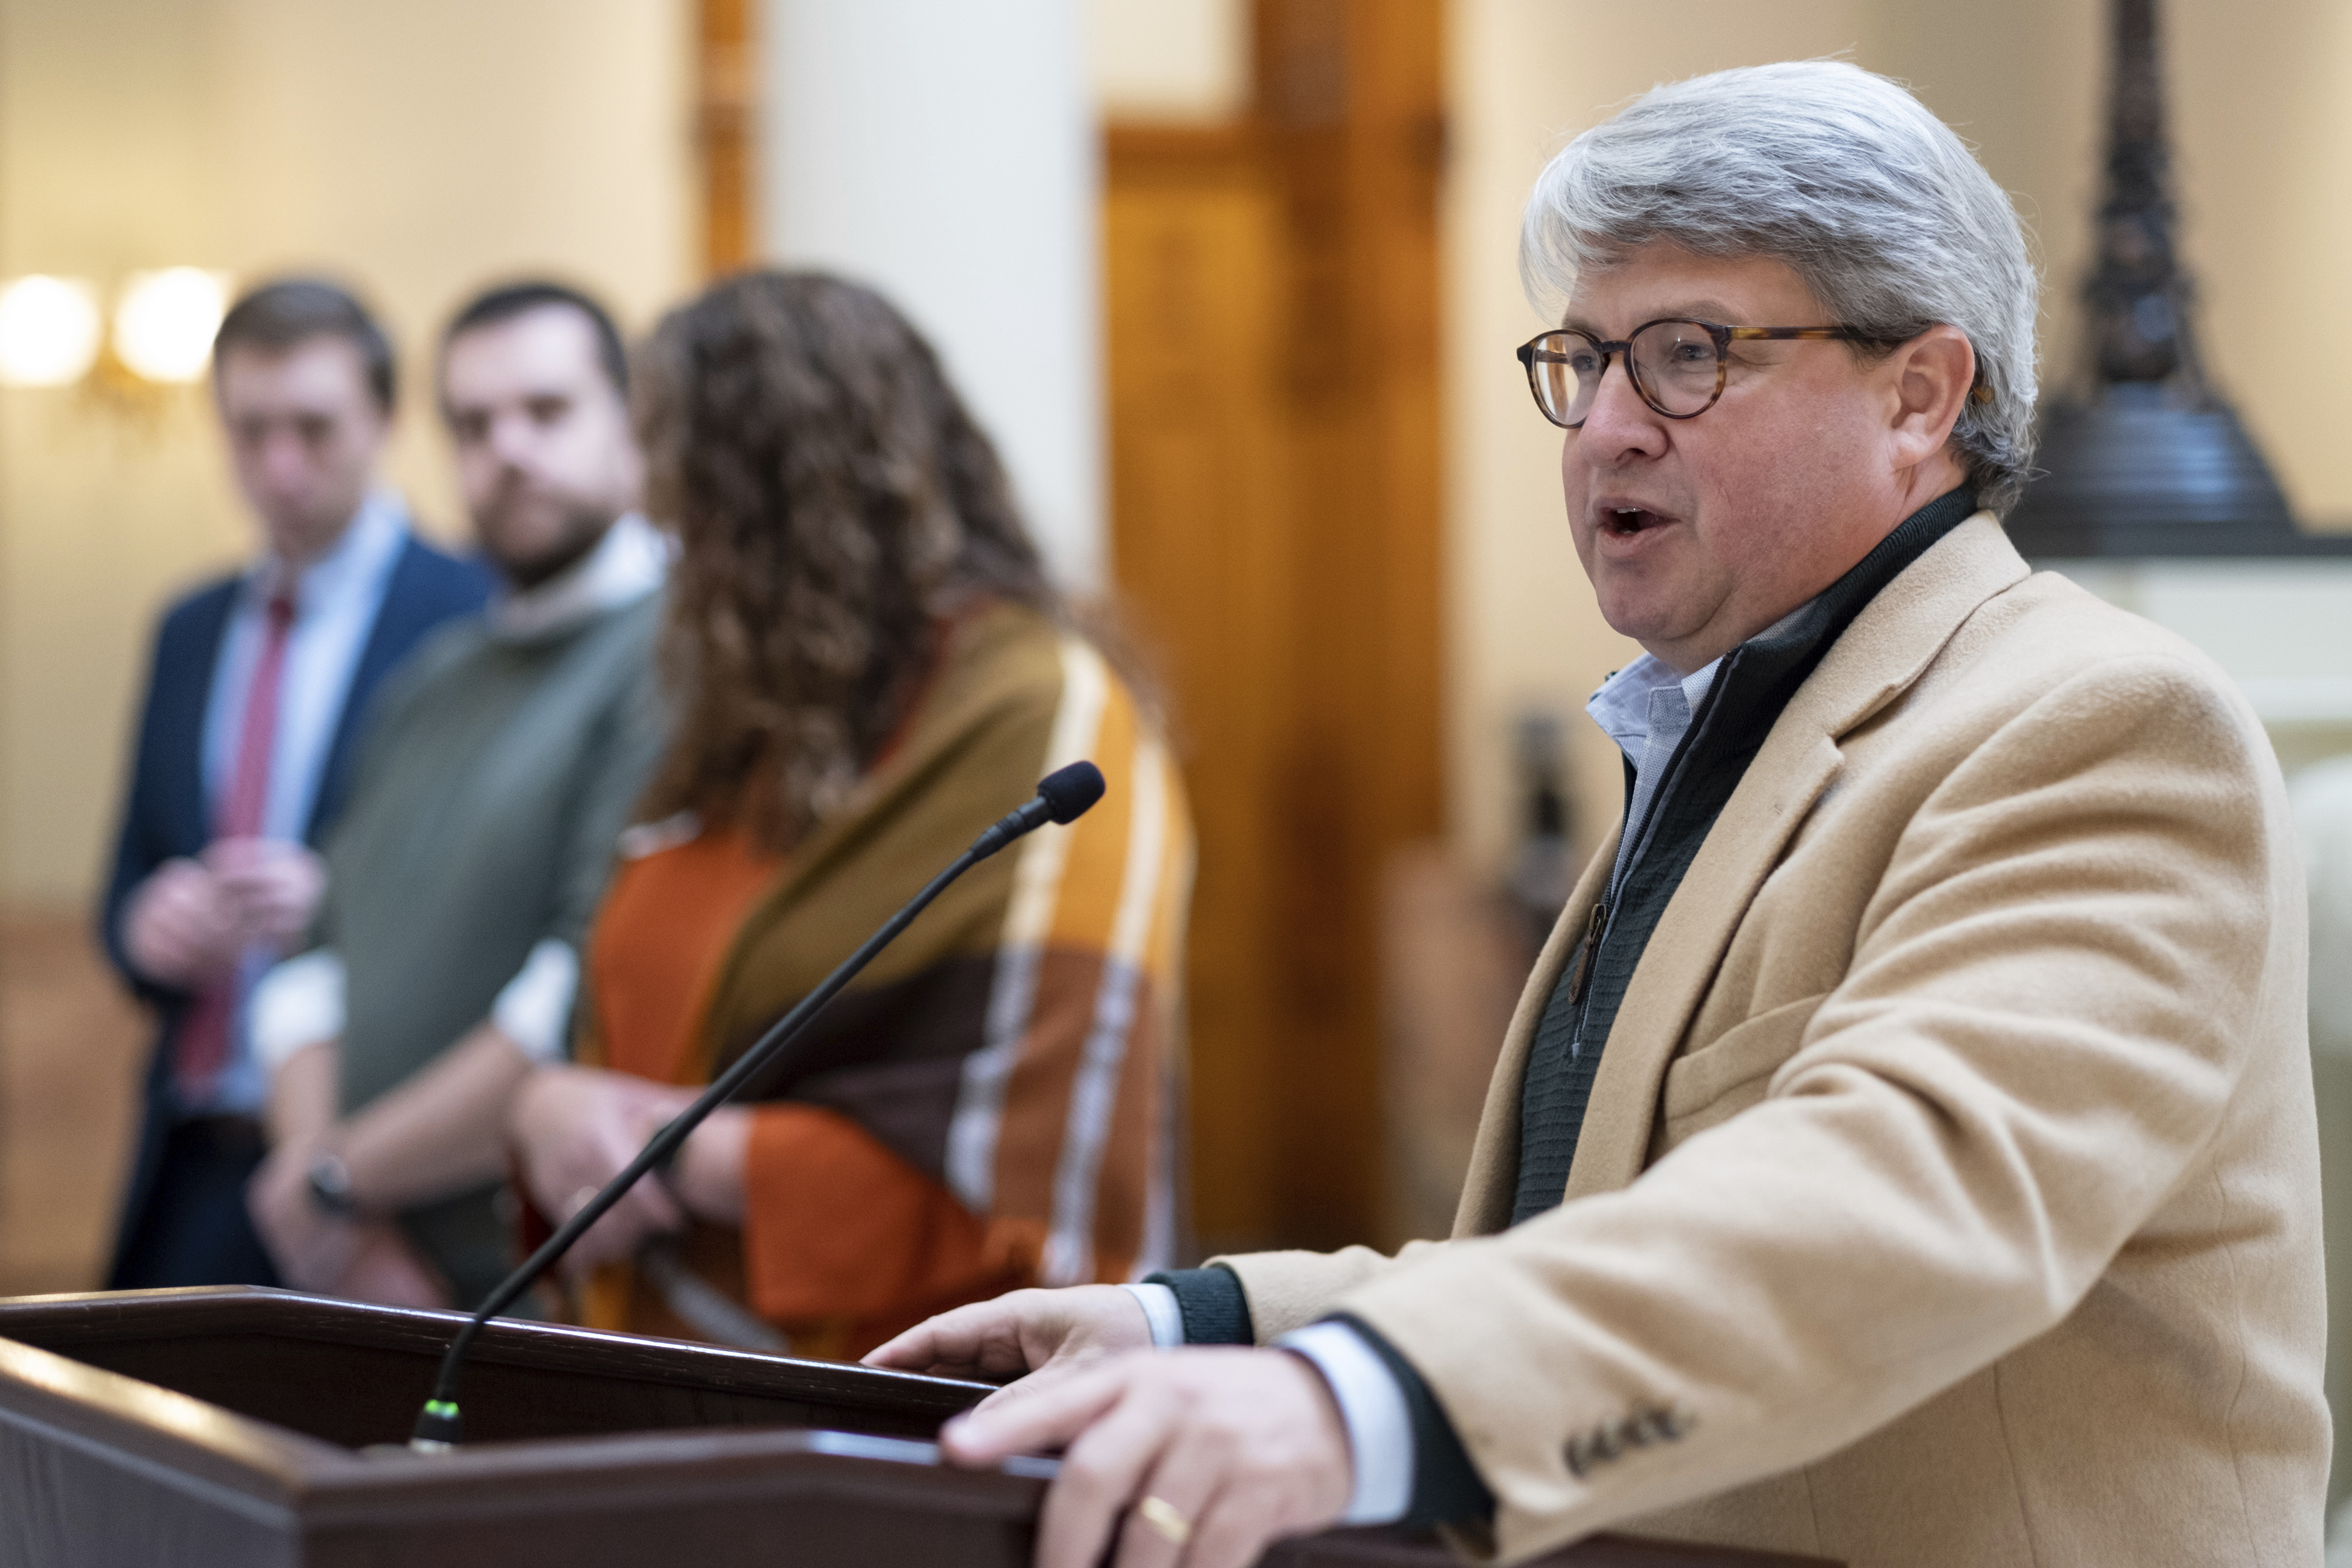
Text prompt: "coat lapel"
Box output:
[[1563, 514, 2031, 1198], [1455, 516, 2033, 1222], [168, 581, 242, 852], [1562, 728, 1843, 1199]]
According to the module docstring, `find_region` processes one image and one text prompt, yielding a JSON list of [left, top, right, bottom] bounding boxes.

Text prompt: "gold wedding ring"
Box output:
[[1135, 1494, 1192, 1546]]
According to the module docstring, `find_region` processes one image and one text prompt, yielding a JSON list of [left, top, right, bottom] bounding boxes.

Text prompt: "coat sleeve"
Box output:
[[1315, 654, 2294, 1563], [1214, 1241, 1460, 1340]]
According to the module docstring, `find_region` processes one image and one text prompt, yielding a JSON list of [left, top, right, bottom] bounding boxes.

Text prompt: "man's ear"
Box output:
[[1886, 323, 1975, 467]]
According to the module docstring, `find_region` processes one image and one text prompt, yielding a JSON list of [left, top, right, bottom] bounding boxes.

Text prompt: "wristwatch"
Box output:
[[305, 1152, 361, 1218]]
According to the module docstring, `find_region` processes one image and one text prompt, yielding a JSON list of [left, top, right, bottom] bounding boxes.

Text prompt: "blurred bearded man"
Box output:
[[870, 61, 2328, 1568], [243, 280, 670, 1310]]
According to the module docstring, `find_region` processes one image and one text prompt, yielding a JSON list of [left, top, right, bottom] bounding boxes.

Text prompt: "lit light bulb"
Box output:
[[0, 276, 103, 387], [114, 268, 230, 383]]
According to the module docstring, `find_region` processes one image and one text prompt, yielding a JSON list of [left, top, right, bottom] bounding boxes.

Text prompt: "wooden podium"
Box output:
[[0, 1288, 1833, 1567]]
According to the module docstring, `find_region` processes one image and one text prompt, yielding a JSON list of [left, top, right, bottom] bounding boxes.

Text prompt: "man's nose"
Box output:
[[486, 412, 543, 472], [1576, 356, 1666, 459], [259, 429, 314, 488]]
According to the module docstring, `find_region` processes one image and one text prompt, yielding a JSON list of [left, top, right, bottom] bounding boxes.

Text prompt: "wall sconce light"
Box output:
[[0, 268, 232, 393], [0, 276, 103, 387], [113, 269, 230, 384]]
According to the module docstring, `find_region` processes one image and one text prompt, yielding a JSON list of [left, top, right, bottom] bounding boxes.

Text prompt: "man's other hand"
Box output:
[[205, 837, 325, 950], [122, 858, 244, 987], [864, 1284, 1156, 1385], [940, 1347, 1352, 1568], [507, 1064, 695, 1274]]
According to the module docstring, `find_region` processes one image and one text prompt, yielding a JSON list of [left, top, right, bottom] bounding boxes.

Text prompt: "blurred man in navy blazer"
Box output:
[[101, 279, 492, 1289]]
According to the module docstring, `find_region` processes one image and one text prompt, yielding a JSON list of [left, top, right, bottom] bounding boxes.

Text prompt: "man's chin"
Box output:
[[1592, 581, 1710, 657], [1591, 563, 1684, 630], [265, 506, 362, 566], [485, 513, 614, 590]]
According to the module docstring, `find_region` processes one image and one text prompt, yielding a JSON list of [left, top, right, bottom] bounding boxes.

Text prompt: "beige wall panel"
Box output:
[[0, 0, 246, 905], [1087, 0, 1248, 122]]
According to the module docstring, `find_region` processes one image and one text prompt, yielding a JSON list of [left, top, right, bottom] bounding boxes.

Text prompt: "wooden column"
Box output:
[[696, 0, 756, 278]]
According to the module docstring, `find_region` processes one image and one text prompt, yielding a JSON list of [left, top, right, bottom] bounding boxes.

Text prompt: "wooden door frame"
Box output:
[[1105, 0, 1446, 1252]]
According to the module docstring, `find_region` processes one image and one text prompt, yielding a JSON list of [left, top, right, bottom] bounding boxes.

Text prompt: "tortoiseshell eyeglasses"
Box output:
[[1515, 319, 1881, 429]]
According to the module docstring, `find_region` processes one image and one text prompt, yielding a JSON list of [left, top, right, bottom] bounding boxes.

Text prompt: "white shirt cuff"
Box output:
[[491, 939, 580, 1064], [250, 949, 346, 1076], [1120, 1282, 1185, 1349], [1277, 1321, 1415, 1526]]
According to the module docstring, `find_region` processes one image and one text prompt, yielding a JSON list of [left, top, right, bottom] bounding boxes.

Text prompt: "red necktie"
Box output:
[[175, 583, 298, 1101]]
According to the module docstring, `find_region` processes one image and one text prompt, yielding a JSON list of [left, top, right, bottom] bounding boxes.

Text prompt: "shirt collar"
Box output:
[[1586, 599, 1818, 761], [487, 512, 670, 643], [1587, 653, 1723, 761]]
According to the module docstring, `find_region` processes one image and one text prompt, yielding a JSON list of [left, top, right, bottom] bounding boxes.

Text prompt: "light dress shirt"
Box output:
[[189, 491, 409, 1115], [249, 514, 670, 1079], [1117, 1282, 1414, 1524], [1585, 654, 1722, 900]]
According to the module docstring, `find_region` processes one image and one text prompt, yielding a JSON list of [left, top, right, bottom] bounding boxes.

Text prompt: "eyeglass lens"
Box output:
[[1529, 320, 1722, 426]]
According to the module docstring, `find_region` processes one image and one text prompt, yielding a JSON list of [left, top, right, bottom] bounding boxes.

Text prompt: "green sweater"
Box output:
[[320, 588, 669, 1306]]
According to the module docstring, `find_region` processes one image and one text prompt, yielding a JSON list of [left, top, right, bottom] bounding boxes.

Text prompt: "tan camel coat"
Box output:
[[1221, 515, 2328, 1567]]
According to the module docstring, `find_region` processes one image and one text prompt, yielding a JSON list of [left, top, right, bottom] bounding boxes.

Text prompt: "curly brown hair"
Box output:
[[634, 270, 1067, 849]]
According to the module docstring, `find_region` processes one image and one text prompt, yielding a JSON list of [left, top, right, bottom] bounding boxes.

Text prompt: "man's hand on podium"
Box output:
[[944, 1345, 1351, 1568], [866, 1285, 1155, 1389], [870, 1289, 1354, 1567]]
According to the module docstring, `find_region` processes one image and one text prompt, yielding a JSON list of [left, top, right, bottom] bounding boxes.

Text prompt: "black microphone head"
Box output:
[[1037, 761, 1106, 824]]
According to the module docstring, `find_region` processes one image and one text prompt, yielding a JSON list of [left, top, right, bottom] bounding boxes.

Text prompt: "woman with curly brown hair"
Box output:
[[506, 271, 1192, 1359]]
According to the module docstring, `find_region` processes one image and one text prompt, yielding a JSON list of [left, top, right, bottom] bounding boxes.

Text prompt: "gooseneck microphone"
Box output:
[[409, 761, 1108, 1449]]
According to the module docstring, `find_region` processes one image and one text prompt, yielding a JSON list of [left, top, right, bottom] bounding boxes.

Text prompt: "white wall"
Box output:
[[0, 0, 693, 902], [762, 0, 1102, 590]]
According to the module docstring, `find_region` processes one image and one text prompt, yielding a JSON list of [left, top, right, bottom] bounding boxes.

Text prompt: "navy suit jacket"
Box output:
[[101, 531, 492, 1255]]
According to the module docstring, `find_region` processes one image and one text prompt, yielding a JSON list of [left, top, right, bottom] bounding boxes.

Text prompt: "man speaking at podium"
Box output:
[[872, 62, 2328, 1568]]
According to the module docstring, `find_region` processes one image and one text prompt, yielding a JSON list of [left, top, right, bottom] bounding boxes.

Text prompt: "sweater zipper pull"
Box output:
[[1566, 900, 1607, 1005]]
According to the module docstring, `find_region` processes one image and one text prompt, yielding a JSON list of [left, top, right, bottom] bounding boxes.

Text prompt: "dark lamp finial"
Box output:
[[2002, 0, 2328, 559]]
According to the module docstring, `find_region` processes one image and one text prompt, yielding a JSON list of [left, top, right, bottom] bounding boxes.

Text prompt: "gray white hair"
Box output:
[[1521, 60, 2039, 514]]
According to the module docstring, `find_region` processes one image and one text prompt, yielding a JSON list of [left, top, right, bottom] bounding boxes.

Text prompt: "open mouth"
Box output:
[[1602, 506, 1666, 537]]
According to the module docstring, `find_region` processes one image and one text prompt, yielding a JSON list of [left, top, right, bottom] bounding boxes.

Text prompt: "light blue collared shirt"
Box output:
[[1583, 653, 1725, 901], [192, 489, 410, 1114]]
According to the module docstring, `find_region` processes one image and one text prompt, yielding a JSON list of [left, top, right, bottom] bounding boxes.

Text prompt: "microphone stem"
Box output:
[[414, 840, 990, 1442]]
